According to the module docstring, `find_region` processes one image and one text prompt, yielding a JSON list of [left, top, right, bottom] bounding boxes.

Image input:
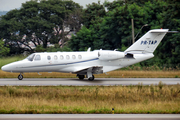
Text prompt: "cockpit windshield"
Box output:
[[26, 54, 35, 61]]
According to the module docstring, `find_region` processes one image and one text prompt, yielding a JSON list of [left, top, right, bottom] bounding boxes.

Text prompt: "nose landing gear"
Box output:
[[18, 73, 23, 80]]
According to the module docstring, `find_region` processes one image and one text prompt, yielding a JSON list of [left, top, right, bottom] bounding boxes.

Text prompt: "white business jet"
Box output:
[[1, 29, 172, 80]]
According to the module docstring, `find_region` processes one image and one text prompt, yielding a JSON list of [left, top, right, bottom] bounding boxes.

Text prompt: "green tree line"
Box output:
[[0, 0, 180, 68], [70, 0, 180, 68], [0, 0, 82, 54]]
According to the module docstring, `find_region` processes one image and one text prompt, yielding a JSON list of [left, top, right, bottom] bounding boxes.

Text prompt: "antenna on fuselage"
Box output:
[[87, 47, 91, 52]]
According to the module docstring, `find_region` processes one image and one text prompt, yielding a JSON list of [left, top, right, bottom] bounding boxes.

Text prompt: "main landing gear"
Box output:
[[78, 75, 85, 80], [77, 74, 95, 81], [18, 73, 23, 80], [88, 75, 94, 81]]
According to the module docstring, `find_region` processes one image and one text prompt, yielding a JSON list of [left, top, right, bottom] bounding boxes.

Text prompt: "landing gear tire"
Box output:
[[18, 74, 23, 80], [88, 75, 94, 81], [78, 75, 85, 80]]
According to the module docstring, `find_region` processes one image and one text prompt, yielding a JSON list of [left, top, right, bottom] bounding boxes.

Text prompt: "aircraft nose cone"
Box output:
[[1, 65, 10, 72], [1, 66, 5, 71]]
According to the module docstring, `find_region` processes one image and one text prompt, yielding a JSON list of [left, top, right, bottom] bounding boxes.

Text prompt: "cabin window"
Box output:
[[60, 55, 64, 60], [26, 54, 35, 61], [78, 55, 82, 59], [54, 55, 58, 60], [34, 55, 41, 61], [47, 56, 51, 60], [72, 55, 76, 59], [66, 55, 70, 60]]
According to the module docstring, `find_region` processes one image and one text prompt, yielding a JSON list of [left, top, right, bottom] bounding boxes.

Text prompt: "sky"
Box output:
[[0, 0, 114, 11]]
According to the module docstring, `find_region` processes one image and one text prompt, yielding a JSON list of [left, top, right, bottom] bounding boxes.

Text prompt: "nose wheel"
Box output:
[[18, 74, 23, 80]]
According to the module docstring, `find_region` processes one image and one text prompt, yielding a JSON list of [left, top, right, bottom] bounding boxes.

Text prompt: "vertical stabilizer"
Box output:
[[125, 29, 169, 53]]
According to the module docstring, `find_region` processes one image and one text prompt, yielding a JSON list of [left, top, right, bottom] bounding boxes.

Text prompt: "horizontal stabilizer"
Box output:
[[167, 31, 179, 33]]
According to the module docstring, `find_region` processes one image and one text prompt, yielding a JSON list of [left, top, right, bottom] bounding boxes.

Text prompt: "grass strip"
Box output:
[[0, 70, 180, 78], [0, 84, 179, 114]]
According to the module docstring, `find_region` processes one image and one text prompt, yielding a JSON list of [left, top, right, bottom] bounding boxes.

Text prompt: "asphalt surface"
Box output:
[[0, 114, 180, 120], [0, 78, 179, 86]]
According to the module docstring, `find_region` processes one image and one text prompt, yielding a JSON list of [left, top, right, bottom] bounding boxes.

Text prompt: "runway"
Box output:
[[0, 78, 179, 86], [0, 114, 180, 120]]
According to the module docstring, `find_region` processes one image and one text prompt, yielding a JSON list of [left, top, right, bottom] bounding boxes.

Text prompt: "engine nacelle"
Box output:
[[98, 51, 125, 60]]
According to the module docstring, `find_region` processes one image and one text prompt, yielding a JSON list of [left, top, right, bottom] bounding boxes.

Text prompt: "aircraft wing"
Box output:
[[73, 66, 103, 75]]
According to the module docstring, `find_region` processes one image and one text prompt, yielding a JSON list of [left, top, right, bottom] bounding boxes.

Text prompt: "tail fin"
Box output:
[[125, 29, 169, 53]]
